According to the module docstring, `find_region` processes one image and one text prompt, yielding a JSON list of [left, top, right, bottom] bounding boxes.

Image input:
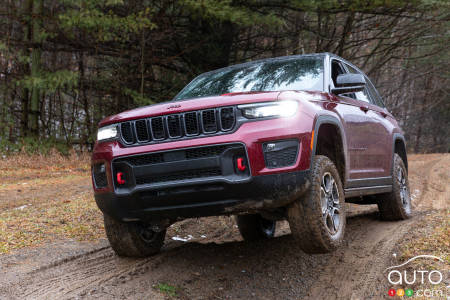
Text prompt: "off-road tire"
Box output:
[[287, 155, 346, 254], [235, 214, 276, 241], [377, 153, 412, 221], [104, 214, 166, 257]]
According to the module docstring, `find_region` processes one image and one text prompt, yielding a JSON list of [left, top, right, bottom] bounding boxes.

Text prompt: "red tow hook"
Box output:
[[237, 157, 246, 171], [117, 172, 125, 185]]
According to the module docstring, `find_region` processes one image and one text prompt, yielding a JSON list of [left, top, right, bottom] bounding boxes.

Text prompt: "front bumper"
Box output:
[[95, 169, 310, 222], [92, 116, 313, 222]]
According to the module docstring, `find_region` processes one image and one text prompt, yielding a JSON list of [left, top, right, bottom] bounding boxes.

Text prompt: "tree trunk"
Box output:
[[29, 0, 43, 137]]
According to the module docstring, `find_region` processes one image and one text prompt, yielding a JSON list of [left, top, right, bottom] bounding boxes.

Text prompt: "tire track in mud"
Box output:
[[17, 248, 169, 299]]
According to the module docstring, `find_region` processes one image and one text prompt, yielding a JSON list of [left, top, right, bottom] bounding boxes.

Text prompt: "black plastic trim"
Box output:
[[392, 133, 408, 172], [262, 139, 299, 169], [344, 185, 392, 197], [111, 142, 251, 195], [346, 176, 392, 189], [311, 115, 348, 182]]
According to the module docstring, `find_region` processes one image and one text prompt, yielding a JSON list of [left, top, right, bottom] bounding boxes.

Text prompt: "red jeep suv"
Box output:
[[92, 53, 411, 257]]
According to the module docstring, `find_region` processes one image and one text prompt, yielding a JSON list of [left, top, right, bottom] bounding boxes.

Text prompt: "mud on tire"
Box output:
[[103, 214, 166, 257], [377, 153, 412, 221], [287, 155, 346, 254], [235, 214, 276, 241]]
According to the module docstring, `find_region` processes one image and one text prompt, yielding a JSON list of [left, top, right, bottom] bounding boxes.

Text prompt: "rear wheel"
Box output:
[[235, 214, 276, 241], [103, 214, 166, 257], [377, 153, 412, 220], [287, 155, 346, 254]]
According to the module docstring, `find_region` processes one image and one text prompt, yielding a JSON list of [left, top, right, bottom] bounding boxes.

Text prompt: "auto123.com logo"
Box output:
[[385, 255, 449, 298]]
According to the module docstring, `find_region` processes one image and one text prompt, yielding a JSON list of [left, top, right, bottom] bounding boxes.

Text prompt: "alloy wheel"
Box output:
[[320, 172, 341, 235]]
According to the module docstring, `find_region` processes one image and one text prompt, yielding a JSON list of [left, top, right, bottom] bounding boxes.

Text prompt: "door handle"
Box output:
[[359, 106, 369, 113]]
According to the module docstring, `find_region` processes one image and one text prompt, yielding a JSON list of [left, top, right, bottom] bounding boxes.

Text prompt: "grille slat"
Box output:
[[167, 115, 182, 137], [220, 107, 235, 131], [121, 122, 134, 144], [151, 117, 165, 140], [184, 112, 199, 135], [202, 110, 217, 133], [135, 120, 150, 142], [118, 106, 235, 146]]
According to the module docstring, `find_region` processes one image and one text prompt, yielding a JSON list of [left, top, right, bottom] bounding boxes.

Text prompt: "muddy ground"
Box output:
[[0, 154, 448, 299]]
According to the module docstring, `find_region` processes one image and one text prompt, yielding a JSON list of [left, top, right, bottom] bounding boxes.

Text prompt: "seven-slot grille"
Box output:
[[119, 107, 236, 146]]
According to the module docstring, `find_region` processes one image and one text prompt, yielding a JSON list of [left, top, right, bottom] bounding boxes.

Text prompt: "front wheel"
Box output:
[[103, 214, 166, 257], [287, 155, 346, 254], [377, 153, 412, 220]]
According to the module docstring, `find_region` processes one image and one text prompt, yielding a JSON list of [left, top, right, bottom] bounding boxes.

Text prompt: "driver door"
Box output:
[[329, 60, 376, 181]]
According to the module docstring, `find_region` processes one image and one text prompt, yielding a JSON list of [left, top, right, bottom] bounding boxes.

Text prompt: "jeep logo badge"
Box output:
[[167, 104, 181, 110]]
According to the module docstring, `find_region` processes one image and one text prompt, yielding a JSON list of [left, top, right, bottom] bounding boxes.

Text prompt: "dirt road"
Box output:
[[0, 154, 448, 299]]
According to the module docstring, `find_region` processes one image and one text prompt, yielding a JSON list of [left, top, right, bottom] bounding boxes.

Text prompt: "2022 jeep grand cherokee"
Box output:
[[92, 53, 411, 257]]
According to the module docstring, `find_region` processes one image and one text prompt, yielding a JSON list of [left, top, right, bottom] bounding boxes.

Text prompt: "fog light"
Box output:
[[93, 163, 107, 188], [263, 140, 299, 169], [265, 143, 276, 152]]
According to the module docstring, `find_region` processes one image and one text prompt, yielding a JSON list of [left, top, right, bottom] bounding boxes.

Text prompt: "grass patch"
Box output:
[[0, 184, 104, 254], [0, 192, 104, 254], [395, 210, 449, 299], [0, 151, 102, 254], [155, 283, 178, 297], [399, 210, 449, 263]]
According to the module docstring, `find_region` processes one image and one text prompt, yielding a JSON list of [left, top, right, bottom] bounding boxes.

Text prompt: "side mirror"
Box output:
[[331, 74, 365, 95]]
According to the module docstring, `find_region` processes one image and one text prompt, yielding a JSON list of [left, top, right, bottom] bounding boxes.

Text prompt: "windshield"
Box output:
[[174, 56, 324, 101]]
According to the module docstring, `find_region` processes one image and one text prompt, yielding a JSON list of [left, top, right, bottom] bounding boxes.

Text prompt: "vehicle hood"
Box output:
[[98, 90, 324, 127]]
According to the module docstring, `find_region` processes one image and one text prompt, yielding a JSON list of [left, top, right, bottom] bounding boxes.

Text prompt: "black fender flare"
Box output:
[[311, 115, 348, 182], [392, 133, 408, 173]]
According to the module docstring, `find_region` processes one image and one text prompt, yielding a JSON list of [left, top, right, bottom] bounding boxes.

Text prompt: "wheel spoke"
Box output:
[[332, 184, 339, 204], [322, 173, 332, 194], [333, 214, 340, 232], [326, 213, 336, 233], [320, 187, 328, 214], [333, 206, 340, 214]]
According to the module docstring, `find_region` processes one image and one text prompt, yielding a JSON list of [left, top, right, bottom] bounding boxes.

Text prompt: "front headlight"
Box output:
[[97, 124, 118, 141], [238, 100, 299, 119]]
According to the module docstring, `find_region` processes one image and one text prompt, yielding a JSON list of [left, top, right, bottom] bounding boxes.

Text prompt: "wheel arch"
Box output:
[[311, 115, 348, 185], [393, 133, 408, 172]]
